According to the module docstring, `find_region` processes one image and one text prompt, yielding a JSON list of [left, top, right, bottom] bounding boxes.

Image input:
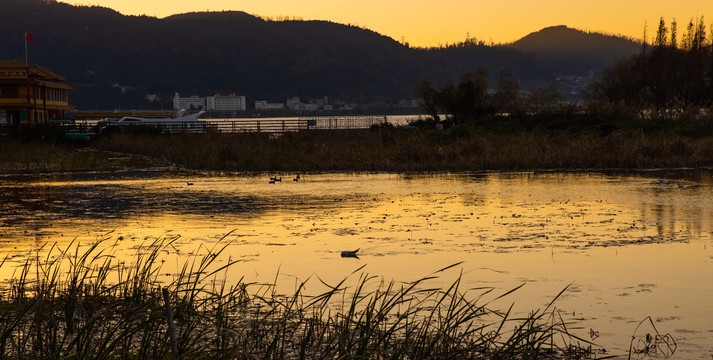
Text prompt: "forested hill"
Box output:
[[0, 0, 640, 109], [509, 25, 641, 73]]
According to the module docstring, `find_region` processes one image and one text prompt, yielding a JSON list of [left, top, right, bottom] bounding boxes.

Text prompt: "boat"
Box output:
[[116, 109, 205, 123], [107, 109, 207, 133]]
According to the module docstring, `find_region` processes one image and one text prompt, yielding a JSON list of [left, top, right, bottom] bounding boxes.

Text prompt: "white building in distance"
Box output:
[[302, 103, 318, 111], [286, 96, 302, 110], [207, 94, 246, 111], [173, 93, 206, 110], [285, 96, 329, 111], [255, 100, 285, 110]]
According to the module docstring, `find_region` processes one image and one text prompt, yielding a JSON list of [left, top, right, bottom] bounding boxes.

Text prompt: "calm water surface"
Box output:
[[1, 171, 712, 358]]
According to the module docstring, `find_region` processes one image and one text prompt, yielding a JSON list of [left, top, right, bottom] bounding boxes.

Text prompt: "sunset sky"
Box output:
[[61, 0, 712, 47]]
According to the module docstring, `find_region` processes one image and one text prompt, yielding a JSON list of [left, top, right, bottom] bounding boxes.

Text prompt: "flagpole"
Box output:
[[24, 32, 33, 64]]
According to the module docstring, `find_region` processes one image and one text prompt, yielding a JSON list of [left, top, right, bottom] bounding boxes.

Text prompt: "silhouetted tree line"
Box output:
[[415, 69, 564, 126], [589, 17, 713, 112], [415, 18, 713, 135]]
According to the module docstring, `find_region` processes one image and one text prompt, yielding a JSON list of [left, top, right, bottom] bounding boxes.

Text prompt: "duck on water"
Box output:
[[341, 249, 359, 258]]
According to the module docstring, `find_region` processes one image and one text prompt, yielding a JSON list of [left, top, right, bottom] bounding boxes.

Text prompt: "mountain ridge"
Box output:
[[0, 0, 640, 109]]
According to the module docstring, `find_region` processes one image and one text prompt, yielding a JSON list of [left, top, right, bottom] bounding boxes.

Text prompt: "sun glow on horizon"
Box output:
[[61, 1, 712, 47]]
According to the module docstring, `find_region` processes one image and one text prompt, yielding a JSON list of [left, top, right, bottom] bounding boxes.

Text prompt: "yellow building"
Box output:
[[0, 60, 74, 125]]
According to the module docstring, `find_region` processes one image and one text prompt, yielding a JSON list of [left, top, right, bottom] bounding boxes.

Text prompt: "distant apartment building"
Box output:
[[302, 103, 318, 111], [207, 94, 246, 111], [173, 93, 206, 110], [310, 97, 328, 107], [254, 100, 285, 110], [286, 96, 324, 111], [286, 96, 302, 110]]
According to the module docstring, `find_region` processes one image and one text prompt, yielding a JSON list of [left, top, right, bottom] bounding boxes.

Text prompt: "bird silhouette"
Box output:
[[658, 178, 666, 184], [186, 181, 194, 186], [293, 174, 301, 182]]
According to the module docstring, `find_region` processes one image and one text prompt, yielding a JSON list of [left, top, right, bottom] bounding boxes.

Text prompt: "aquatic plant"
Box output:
[[627, 316, 677, 359], [0, 235, 605, 359]]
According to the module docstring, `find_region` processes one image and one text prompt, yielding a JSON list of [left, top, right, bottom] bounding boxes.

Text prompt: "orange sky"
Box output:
[[61, 1, 712, 47]]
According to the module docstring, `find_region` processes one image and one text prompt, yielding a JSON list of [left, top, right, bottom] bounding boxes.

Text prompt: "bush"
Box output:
[[9, 123, 69, 143]]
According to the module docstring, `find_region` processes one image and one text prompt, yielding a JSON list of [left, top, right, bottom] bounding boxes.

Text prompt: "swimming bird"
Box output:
[[293, 174, 301, 182], [658, 178, 666, 184], [186, 181, 194, 186], [340, 249, 359, 258], [678, 182, 685, 189], [270, 176, 282, 182]]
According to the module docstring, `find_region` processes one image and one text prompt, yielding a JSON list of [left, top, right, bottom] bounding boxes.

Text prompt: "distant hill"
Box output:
[[509, 25, 640, 73], [0, 0, 640, 110]]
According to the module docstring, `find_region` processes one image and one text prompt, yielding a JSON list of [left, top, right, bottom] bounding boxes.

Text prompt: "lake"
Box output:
[[1, 170, 711, 358]]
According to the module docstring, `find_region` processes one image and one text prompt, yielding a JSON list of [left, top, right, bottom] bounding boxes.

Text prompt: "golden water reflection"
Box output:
[[1, 171, 712, 358]]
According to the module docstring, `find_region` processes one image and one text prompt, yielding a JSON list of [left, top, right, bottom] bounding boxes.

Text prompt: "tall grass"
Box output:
[[0, 140, 106, 173], [6, 122, 713, 173], [90, 127, 713, 172], [0, 138, 164, 174], [0, 236, 603, 359]]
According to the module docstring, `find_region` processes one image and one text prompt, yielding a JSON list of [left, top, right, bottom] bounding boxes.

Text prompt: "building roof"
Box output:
[[0, 60, 67, 82]]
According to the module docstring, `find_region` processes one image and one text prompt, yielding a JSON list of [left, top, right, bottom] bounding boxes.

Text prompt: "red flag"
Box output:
[[25, 32, 34, 41]]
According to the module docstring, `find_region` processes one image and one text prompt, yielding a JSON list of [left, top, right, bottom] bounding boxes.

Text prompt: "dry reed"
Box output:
[[90, 128, 713, 172], [0, 235, 604, 359]]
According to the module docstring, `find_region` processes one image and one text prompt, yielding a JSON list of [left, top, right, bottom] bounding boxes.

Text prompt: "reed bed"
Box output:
[[90, 127, 713, 172], [0, 138, 168, 174], [0, 235, 601, 359], [0, 141, 109, 173]]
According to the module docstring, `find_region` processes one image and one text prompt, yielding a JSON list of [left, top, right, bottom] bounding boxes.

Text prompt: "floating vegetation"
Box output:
[[627, 316, 677, 359], [0, 235, 606, 359]]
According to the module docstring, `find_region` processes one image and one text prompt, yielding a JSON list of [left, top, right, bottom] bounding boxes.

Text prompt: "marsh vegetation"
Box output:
[[83, 125, 713, 172], [0, 236, 600, 359]]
